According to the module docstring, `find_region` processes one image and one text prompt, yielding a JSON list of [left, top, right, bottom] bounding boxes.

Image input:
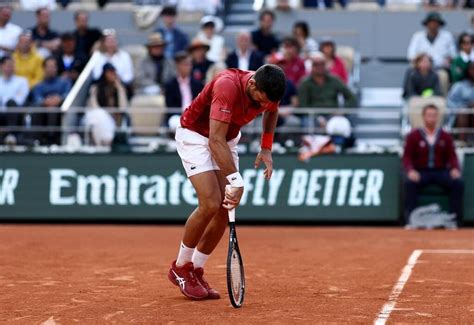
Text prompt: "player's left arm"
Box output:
[[255, 109, 278, 180]]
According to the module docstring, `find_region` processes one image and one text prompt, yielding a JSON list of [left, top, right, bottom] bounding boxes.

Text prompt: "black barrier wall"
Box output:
[[0, 153, 400, 221], [463, 153, 474, 221]]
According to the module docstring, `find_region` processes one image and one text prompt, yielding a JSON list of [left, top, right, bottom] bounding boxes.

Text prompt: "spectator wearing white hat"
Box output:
[[196, 16, 225, 63]]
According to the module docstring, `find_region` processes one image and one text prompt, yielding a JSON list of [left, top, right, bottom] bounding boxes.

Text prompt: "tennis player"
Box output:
[[168, 64, 286, 299]]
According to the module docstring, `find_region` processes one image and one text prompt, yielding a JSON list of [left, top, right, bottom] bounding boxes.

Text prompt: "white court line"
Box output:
[[422, 249, 474, 254], [373, 249, 474, 325], [374, 249, 423, 325]]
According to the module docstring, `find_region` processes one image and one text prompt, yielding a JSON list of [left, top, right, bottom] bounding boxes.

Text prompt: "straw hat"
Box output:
[[187, 38, 210, 52], [146, 33, 167, 47]]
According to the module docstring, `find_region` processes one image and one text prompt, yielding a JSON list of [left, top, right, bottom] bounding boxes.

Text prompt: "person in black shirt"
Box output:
[[54, 32, 87, 83], [187, 38, 214, 85], [225, 31, 264, 71], [73, 10, 102, 59], [251, 10, 280, 57], [29, 7, 60, 58]]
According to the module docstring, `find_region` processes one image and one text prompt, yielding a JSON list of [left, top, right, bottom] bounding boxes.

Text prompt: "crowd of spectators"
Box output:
[[403, 11, 474, 145], [1, 4, 473, 150], [0, 5, 99, 145], [0, 2, 472, 225]]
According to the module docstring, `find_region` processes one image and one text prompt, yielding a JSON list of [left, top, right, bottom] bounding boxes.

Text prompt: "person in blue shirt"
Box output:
[[155, 6, 189, 60], [31, 57, 71, 144], [447, 61, 474, 143]]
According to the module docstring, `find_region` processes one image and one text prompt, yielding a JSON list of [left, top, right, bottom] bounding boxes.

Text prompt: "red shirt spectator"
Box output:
[[402, 128, 459, 171], [271, 36, 306, 85], [328, 56, 348, 84], [320, 37, 348, 84], [402, 104, 463, 225]]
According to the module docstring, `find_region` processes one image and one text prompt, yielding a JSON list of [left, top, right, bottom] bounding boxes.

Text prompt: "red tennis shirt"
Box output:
[[180, 68, 278, 141]]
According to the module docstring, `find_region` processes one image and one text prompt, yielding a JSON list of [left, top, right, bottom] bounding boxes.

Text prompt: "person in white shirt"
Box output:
[[20, 0, 57, 10], [0, 5, 22, 58], [0, 56, 29, 143], [407, 12, 456, 69], [93, 30, 134, 89], [195, 16, 225, 63]]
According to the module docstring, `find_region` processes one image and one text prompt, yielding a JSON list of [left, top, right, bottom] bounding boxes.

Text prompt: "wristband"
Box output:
[[226, 172, 244, 187], [261, 132, 274, 150]]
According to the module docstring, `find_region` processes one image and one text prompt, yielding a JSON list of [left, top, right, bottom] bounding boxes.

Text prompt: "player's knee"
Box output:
[[214, 207, 229, 221], [200, 197, 222, 216]]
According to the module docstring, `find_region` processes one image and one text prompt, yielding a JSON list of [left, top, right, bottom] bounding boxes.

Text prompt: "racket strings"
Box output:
[[230, 249, 243, 302]]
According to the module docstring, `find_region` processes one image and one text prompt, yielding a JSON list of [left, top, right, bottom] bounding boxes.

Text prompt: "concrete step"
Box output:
[[230, 3, 254, 11], [225, 15, 256, 26]]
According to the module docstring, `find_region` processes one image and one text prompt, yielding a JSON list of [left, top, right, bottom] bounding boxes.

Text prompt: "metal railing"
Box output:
[[1, 106, 473, 142]]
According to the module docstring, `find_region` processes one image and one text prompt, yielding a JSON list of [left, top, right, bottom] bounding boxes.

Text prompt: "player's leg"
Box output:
[[195, 172, 229, 255], [191, 171, 228, 299], [190, 135, 241, 299], [193, 133, 241, 256], [180, 170, 223, 256], [168, 170, 222, 299]]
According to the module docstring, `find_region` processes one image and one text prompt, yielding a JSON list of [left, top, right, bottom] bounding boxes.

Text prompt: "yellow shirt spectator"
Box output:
[[12, 47, 44, 88]]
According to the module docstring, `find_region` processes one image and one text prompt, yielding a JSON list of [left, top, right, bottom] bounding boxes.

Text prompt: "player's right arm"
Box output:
[[208, 76, 244, 209], [209, 119, 244, 209], [209, 119, 237, 176]]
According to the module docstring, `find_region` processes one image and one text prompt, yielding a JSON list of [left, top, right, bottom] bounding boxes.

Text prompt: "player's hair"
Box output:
[[253, 64, 286, 103], [422, 104, 439, 115]]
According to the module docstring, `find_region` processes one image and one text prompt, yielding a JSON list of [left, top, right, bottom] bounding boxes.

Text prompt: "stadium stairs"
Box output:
[[223, 0, 257, 29]]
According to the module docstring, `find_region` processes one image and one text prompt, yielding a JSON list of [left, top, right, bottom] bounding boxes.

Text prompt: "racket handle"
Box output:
[[228, 208, 235, 222], [225, 185, 236, 222]]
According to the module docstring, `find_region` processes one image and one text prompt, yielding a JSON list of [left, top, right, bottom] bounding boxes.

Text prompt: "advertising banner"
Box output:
[[0, 153, 400, 222]]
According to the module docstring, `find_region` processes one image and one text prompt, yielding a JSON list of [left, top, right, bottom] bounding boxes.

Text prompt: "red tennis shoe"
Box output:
[[168, 261, 208, 299], [194, 267, 220, 299]]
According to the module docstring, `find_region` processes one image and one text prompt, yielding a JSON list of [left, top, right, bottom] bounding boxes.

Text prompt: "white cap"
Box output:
[[326, 115, 352, 138]]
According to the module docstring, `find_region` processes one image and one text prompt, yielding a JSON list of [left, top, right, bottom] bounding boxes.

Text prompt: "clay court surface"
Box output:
[[0, 225, 473, 324]]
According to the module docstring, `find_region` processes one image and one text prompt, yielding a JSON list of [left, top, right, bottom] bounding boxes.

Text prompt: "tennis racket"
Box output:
[[226, 206, 245, 308]]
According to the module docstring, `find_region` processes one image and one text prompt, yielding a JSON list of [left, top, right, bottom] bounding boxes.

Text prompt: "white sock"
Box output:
[[176, 241, 195, 267], [192, 250, 210, 269]]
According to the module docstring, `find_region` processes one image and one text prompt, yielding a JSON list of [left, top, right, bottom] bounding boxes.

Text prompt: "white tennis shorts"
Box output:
[[175, 125, 240, 177]]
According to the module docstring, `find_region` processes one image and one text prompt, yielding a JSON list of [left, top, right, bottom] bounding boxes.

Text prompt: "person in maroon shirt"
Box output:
[[270, 36, 307, 86], [168, 65, 286, 300], [403, 104, 464, 224]]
